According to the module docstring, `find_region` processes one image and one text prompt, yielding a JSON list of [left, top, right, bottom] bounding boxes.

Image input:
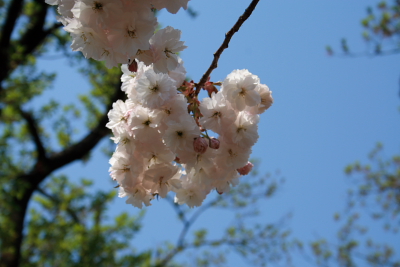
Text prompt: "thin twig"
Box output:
[[165, 195, 188, 224], [195, 0, 260, 94], [156, 198, 221, 267]]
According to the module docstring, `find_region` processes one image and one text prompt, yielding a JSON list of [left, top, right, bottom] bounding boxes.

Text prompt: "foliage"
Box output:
[[317, 2, 400, 266], [326, 0, 400, 56], [303, 145, 400, 267], [21, 175, 151, 267]]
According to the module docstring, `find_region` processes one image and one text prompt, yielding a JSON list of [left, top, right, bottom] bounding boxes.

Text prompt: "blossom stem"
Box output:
[[195, 0, 260, 95]]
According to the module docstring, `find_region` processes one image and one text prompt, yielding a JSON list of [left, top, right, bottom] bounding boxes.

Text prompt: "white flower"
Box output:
[[163, 115, 201, 152], [65, 19, 108, 58], [109, 150, 143, 185], [225, 111, 259, 148], [138, 138, 175, 167], [112, 132, 135, 154], [58, 0, 75, 18], [72, 0, 122, 27], [221, 69, 261, 111], [168, 59, 187, 87], [174, 184, 207, 208], [142, 163, 181, 198], [129, 106, 163, 140], [215, 138, 252, 169], [158, 94, 188, 122], [178, 147, 215, 173], [199, 92, 236, 134], [138, 26, 187, 73], [107, 11, 156, 57], [106, 99, 130, 136], [245, 84, 274, 114], [213, 169, 240, 194], [119, 184, 152, 209], [135, 68, 177, 108]]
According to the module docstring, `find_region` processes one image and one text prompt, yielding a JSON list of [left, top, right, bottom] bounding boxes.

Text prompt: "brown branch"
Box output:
[[18, 108, 47, 161], [0, 6, 62, 97], [20, 22, 63, 59], [1, 82, 124, 267], [0, 0, 25, 49], [195, 0, 260, 95], [0, 0, 25, 93], [165, 195, 188, 223], [43, 83, 125, 180]]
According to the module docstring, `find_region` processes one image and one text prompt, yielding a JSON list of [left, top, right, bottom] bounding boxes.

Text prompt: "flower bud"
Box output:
[[209, 138, 220, 149], [237, 162, 254, 175], [128, 60, 138, 72], [193, 137, 208, 154], [203, 81, 219, 98]]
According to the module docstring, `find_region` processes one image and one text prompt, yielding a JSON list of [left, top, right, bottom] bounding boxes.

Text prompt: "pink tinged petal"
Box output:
[[245, 90, 261, 107], [235, 96, 246, 111], [193, 137, 208, 154], [209, 138, 220, 149], [169, 179, 182, 189], [157, 184, 168, 198], [237, 162, 254, 175]]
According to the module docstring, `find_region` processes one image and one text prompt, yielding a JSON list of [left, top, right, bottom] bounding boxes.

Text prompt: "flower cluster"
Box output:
[[46, 0, 189, 68], [107, 56, 273, 208], [46, 0, 274, 208]]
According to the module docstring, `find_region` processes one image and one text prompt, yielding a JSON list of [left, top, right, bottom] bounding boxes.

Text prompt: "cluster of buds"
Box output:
[[46, 0, 274, 208]]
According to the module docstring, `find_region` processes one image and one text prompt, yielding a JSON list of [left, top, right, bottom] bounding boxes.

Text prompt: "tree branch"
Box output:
[[18, 108, 47, 161], [2, 82, 125, 267], [0, 6, 62, 97], [44, 83, 125, 180], [156, 197, 221, 267], [165, 195, 188, 224], [0, 0, 25, 95], [195, 0, 260, 94], [0, 0, 24, 49]]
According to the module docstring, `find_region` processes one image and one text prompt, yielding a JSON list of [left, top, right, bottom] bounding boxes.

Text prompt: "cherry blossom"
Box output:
[[48, 0, 273, 209]]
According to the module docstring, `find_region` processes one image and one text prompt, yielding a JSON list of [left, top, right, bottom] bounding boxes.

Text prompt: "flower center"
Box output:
[[236, 126, 246, 133], [164, 49, 174, 58], [239, 87, 246, 97], [150, 85, 159, 92], [92, 1, 103, 11], [211, 111, 221, 118]]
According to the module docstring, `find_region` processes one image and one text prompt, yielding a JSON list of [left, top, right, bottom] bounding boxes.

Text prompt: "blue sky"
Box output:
[[36, 0, 400, 265]]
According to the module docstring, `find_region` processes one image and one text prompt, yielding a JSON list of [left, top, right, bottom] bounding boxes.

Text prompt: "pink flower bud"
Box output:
[[203, 77, 219, 97], [193, 137, 208, 154], [128, 60, 138, 72], [237, 162, 254, 175], [209, 138, 220, 149]]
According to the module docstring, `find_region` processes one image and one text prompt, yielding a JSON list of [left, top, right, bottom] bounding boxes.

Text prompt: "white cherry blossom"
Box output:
[[135, 68, 177, 108], [222, 69, 261, 111]]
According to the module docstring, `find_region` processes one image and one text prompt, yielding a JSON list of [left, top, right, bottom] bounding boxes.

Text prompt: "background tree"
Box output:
[[1, 1, 398, 267], [306, 1, 400, 266]]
